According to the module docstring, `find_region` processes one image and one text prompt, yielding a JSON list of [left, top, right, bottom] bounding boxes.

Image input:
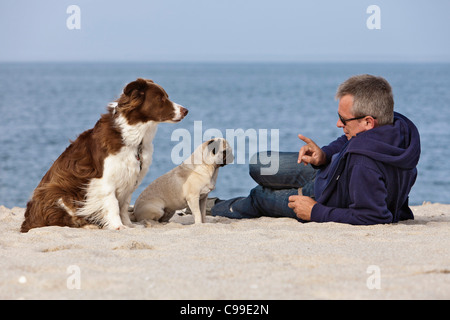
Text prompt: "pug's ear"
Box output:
[[207, 139, 218, 155], [123, 78, 150, 96]]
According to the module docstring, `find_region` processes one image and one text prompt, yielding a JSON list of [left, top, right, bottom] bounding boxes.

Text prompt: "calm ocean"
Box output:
[[1, 62, 449, 208]]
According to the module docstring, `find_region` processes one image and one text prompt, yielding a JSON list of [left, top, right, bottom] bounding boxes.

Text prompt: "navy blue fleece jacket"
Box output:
[[311, 112, 421, 225]]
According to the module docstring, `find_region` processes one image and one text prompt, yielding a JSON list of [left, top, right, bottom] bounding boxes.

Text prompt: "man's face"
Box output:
[[337, 95, 373, 140]]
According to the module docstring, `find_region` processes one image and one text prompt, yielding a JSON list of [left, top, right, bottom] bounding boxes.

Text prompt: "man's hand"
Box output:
[[297, 134, 326, 166], [288, 194, 317, 221]]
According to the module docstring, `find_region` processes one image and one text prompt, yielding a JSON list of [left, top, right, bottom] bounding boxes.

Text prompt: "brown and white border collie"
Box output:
[[21, 78, 188, 232]]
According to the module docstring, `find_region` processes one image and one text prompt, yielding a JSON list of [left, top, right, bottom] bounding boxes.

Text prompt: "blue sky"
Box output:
[[1, 0, 449, 62]]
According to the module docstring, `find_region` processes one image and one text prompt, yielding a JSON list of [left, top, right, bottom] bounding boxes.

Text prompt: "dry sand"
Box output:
[[1, 203, 449, 300]]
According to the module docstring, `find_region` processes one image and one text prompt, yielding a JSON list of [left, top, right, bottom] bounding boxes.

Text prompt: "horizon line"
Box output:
[[1, 59, 450, 64]]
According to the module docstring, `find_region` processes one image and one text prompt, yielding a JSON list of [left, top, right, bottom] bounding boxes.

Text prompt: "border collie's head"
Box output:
[[113, 78, 188, 124]]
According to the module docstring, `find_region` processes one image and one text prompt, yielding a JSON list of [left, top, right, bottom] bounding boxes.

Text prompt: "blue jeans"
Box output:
[[211, 152, 316, 221]]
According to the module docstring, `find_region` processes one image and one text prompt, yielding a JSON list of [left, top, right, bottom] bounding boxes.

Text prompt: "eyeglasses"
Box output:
[[338, 113, 376, 125]]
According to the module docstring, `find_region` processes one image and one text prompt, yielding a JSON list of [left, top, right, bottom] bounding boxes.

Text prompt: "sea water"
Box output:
[[1, 62, 449, 208]]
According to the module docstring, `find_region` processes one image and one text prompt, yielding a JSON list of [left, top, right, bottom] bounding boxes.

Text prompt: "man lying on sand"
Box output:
[[211, 74, 421, 225]]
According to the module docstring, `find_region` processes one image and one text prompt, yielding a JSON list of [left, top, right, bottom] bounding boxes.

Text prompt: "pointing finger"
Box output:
[[298, 134, 313, 144]]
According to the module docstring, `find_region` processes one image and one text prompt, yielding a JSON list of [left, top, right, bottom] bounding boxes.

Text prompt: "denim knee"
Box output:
[[249, 151, 284, 185], [249, 151, 316, 190], [249, 152, 263, 185]]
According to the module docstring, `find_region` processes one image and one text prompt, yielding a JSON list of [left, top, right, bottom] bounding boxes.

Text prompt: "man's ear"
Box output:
[[366, 116, 378, 129], [123, 78, 150, 96]]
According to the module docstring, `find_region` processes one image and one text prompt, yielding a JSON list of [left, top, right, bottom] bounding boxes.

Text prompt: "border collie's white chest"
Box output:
[[103, 119, 158, 199]]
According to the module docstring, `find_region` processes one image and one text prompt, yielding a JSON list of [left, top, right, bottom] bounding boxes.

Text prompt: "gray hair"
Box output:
[[335, 74, 394, 126]]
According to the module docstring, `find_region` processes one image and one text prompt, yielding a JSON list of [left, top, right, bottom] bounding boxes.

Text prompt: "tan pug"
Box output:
[[133, 138, 234, 224]]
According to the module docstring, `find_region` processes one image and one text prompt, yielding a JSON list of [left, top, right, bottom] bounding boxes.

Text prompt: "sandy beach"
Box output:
[[1, 202, 449, 300]]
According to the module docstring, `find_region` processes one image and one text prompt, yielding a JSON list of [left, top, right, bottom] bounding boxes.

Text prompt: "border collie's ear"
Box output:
[[123, 78, 149, 96]]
